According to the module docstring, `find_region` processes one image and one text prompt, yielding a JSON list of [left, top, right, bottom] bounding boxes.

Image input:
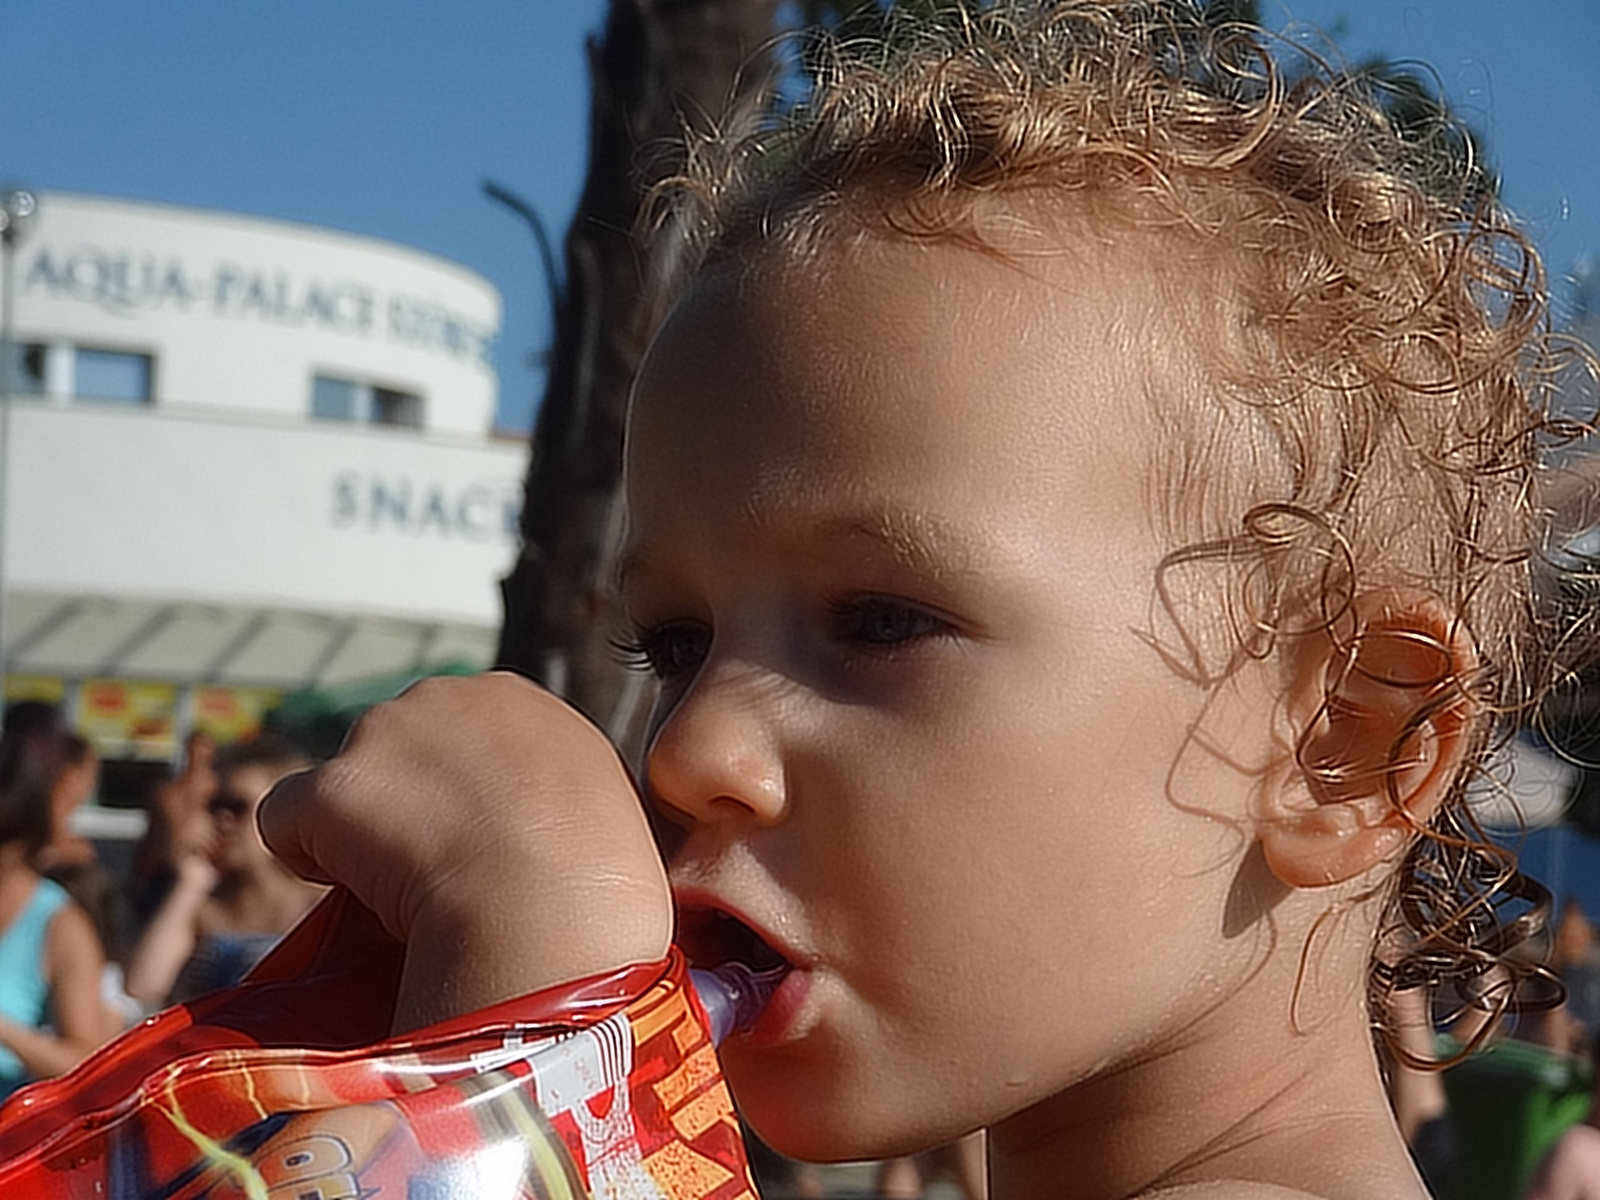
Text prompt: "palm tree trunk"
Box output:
[[496, 0, 779, 752]]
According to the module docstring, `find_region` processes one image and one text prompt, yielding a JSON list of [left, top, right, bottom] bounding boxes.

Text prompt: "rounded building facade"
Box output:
[[0, 192, 523, 777]]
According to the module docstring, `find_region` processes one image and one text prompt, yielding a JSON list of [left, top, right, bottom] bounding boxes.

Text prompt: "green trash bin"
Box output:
[[1435, 1037, 1592, 1200]]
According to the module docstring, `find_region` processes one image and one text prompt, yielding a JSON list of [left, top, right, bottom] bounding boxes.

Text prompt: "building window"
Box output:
[[311, 375, 423, 429], [75, 348, 152, 403], [0, 342, 46, 396], [372, 386, 422, 428], [312, 375, 359, 422]]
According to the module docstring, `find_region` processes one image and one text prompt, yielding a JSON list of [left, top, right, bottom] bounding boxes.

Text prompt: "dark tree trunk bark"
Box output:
[[496, 0, 779, 749]]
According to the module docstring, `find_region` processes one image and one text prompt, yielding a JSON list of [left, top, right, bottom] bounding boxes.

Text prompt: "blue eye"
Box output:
[[613, 622, 710, 680], [831, 597, 951, 649]]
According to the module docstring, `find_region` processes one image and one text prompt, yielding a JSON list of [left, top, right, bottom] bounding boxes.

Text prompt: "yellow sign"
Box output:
[[4, 675, 65, 706], [193, 686, 282, 744], [79, 679, 177, 761], [5, 677, 285, 758]]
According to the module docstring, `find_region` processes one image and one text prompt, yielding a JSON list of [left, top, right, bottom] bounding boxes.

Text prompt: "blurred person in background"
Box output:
[[1, 701, 68, 746], [740, 1131, 824, 1199], [0, 716, 115, 1097], [1435, 979, 1593, 1199], [33, 734, 97, 873], [125, 734, 324, 1009], [129, 730, 217, 929], [875, 1134, 987, 1199], [1556, 901, 1600, 1037], [1525, 1036, 1600, 1200], [29, 732, 142, 1029]]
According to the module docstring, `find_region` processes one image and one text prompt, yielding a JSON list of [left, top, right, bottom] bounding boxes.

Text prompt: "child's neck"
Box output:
[[985, 981, 1426, 1200]]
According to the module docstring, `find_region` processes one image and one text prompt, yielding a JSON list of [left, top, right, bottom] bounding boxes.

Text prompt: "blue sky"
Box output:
[[0, 0, 1596, 436]]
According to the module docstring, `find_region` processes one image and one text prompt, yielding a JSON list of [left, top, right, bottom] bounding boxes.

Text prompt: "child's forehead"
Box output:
[[624, 215, 1207, 555], [630, 206, 1220, 510], [639, 231, 1158, 426], [655, 202, 1202, 380]]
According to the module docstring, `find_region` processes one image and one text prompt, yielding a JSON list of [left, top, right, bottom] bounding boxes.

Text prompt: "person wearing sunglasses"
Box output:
[[125, 734, 325, 1011]]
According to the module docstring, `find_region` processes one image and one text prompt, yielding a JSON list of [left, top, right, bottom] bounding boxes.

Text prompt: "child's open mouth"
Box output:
[[676, 906, 792, 975], [678, 904, 797, 1042]]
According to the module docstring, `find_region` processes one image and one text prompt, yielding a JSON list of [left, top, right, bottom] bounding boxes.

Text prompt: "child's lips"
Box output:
[[675, 892, 823, 1047], [740, 968, 815, 1047]]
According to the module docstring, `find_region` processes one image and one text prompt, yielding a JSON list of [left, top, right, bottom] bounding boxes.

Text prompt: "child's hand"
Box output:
[[258, 673, 672, 1032]]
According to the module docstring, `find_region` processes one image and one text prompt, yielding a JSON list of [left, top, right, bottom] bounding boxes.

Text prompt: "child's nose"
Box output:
[[645, 665, 788, 830]]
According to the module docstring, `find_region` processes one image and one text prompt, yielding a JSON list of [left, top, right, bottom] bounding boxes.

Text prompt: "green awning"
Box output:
[[267, 660, 482, 757]]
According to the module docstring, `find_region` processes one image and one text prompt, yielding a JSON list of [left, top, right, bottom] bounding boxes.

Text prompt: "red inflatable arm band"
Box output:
[[0, 890, 757, 1199]]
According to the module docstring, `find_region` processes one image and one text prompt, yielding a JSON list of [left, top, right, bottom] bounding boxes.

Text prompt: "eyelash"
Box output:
[[828, 595, 955, 652], [615, 596, 955, 681], [611, 623, 709, 680]]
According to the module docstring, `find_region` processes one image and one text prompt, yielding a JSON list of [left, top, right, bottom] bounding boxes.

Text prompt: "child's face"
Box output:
[[625, 230, 1275, 1158]]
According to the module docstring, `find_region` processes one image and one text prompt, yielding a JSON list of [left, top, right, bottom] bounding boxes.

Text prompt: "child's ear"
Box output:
[[1258, 592, 1479, 889]]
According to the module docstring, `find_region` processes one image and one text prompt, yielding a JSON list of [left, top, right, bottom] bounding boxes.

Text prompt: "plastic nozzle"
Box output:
[[689, 962, 788, 1044]]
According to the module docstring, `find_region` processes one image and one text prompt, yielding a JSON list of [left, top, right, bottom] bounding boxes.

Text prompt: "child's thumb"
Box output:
[[256, 766, 338, 888]]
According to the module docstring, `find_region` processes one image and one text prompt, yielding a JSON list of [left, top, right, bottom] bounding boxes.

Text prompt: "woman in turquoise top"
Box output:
[[0, 721, 112, 1097]]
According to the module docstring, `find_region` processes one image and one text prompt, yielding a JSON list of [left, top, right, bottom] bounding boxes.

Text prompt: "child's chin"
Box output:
[[746, 1119, 896, 1167], [728, 1061, 954, 1166]]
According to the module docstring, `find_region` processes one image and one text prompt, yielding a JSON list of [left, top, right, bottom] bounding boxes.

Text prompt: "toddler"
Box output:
[[260, 4, 1594, 1197]]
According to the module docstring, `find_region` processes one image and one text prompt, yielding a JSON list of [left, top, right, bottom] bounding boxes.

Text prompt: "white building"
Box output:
[[0, 192, 524, 773]]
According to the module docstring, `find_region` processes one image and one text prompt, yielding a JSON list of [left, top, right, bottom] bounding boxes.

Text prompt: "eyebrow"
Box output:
[[615, 504, 987, 594], [813, 510, 984, 575]]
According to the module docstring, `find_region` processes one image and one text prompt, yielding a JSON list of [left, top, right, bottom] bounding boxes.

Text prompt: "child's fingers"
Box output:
[[256, 675, 675, 986]]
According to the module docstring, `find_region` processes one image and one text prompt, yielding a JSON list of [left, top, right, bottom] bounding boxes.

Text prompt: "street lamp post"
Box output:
[[0, 187, 38, 696], [482, 179, 564, 335]]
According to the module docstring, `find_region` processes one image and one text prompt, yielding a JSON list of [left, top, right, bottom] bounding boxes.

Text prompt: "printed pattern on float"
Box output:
[[0, 898, 754, 1200]]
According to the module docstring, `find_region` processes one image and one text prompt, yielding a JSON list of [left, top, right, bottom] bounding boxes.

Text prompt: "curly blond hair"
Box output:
[[656, 1, 1597, 1030]]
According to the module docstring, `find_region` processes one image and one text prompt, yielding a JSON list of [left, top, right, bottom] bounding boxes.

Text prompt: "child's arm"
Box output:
[[258, 673, 673, 1033]]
